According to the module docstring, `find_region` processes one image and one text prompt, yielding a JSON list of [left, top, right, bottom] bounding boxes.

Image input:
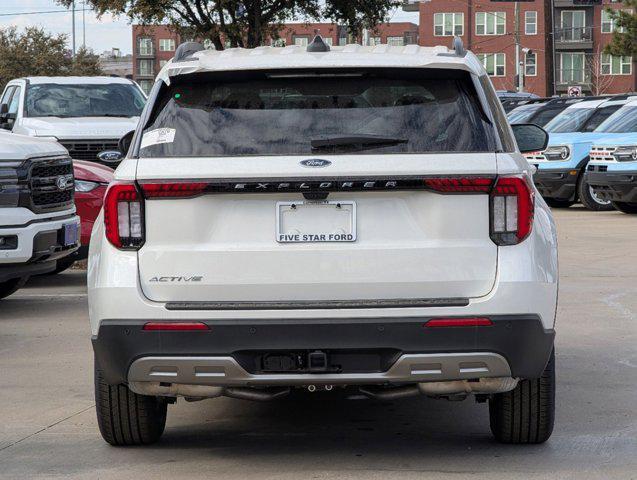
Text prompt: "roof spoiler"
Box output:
[[174, 41, 204, 62], [437, 36, 466, 57]]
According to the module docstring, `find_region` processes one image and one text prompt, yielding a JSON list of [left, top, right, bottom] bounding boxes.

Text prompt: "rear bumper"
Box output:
[[533, 168, 579, 201], [93, 315, 555, 386], [586, 170, 637, 203]]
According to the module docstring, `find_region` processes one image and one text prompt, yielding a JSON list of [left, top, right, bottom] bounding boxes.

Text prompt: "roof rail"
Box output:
[[174, 41, 204, 63], [307, 35, 331, 53]]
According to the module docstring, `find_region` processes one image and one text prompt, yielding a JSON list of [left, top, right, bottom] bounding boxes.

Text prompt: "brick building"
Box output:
[[276, 22, 418, 47], [412, 0, 636, 96], [132, 25, 181, 94], [132, 22, 418, 94]]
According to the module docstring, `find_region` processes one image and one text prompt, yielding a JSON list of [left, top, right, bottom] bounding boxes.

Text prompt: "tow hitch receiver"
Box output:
[[308, 351, 328, 372]]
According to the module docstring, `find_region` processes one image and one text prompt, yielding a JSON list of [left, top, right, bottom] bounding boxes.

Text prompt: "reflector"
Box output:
[[425, 317, 493, 328], [142, 322, 210, 331]]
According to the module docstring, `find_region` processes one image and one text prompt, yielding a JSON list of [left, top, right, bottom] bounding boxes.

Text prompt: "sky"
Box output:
[[0, 0, 419, 55]]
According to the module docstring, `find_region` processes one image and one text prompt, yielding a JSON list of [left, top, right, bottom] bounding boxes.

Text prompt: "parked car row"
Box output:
[[0, 76, 139, 298], [506, 94, 637, 214]]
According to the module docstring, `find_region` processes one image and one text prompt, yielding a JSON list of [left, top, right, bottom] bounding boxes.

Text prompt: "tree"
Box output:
[[586, 48, 614, 96], [605, 2, 637, 57], [0, 27, 102, 91], [57, 0, 401, 50]]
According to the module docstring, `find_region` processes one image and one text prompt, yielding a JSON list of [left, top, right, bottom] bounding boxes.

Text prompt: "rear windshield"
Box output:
[[139, 69, 497, 157], [26, 83, 146, 118], [595, 105, 637, 133], [507, 104, 542, 124]]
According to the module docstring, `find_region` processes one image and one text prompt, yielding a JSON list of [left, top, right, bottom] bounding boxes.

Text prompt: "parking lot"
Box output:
[[0, 207, 635, 480]]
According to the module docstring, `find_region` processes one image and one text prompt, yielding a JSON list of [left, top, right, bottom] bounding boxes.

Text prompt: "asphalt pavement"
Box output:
[[0, 207, 635, 480]]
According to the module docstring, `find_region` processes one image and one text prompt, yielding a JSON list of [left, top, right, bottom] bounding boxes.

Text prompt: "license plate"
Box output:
[[63, 223, 79, 246], [276, 201, 356, 243]]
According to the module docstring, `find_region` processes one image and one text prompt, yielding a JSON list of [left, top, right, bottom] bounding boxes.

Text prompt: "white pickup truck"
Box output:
[[0, 76, 145, 166], [0, 131, 80, 299]]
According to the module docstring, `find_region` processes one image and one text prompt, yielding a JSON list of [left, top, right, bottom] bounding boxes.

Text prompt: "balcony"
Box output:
[[137, 48, 155, 58], [554, 27, 593, 50], [554, 0, 600, 6], [555, 68, 592, 91], [136, 37, 155, 58]]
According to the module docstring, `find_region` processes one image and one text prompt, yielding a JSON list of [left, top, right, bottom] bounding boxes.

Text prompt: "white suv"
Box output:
[[88, 38, 558, 446]]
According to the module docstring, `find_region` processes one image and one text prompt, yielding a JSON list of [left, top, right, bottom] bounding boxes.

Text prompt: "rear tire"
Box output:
[[545, 198, 574, 208], [611, 201, 637, 214], [94, 363, 167, 446], [489, 349, 555, 444], [578, 175, 613, 211], [0, 277, 29, 300]]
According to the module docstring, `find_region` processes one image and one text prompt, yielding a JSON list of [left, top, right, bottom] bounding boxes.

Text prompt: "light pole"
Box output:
[[82, 0, 86, 50], [71, 0, 76, 57]]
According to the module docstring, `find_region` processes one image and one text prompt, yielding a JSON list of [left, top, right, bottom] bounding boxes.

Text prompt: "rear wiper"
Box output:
[[311, 135, 408, 153]]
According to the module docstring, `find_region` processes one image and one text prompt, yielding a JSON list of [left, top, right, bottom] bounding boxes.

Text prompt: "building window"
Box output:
[[601, 54, 632, 75], [560, 10, 586, 41], [602, 9, 630, 33], [324, 37, 333, 46], [525, 11, 537, 35], [271, 38, 286, 47], [387, 36, 405, 46], [158, 38, 175, 52], [138, 59, 154, 76], [525, 52, 537, 76], [293, 36, 309, 46], [137, 37, 153, 56], [369, 36, 382, 46], [475, 12, 506, 36], [434, 13, 464, 36], [559, 52, 586, 83], [138, 80, 153, 96], [476, 53, 506, 76]]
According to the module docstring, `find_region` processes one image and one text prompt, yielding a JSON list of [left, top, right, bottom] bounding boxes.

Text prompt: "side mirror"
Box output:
[[0, 105, 10, 130], [511, 123, 549, 154], [117, 130, 135, 158]]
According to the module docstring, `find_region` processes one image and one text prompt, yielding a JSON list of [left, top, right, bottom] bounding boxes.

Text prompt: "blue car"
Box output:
[[527, 95, 637, 210], [507, 97, 582, 127], [585, 107, 637, 214]]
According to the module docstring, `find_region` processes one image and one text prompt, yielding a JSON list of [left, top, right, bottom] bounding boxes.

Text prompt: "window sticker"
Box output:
[[141, 128, 176, 149]]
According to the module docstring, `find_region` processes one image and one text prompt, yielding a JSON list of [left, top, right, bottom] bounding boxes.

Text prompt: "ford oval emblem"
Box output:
[[300, 159, 331, 168], [97, 150, 123, 163], [56, 176, 70, 190]]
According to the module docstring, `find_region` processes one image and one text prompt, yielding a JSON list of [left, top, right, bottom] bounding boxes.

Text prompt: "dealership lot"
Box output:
[[0, 208, 635, 480]]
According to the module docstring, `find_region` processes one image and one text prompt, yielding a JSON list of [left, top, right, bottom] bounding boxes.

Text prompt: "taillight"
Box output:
[[490, 176, 534, 245], [103, 182, 144, 249], [140, 182, 208, 198], [424, 177, 494, 193]]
